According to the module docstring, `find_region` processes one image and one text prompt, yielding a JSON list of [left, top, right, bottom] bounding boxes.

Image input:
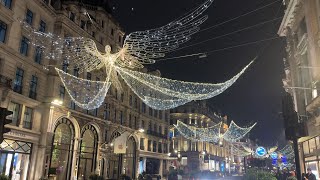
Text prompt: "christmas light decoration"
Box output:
[[174, 120, 256, 143], [230, 143, 252, 157], [222, 121, 257, 142], [17, 0, 254, 110]]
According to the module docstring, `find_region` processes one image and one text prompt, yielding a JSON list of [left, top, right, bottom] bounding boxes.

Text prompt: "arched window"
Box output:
[[49, 118, 75, 180], [78, 125, 98, 179]]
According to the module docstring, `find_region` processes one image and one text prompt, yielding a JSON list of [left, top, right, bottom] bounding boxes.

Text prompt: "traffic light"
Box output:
[[282, 92, 299, 140], [0, 107, 12, 143]]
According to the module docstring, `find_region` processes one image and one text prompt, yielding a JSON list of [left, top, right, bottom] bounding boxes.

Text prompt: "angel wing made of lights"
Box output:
[[18, 0, 254, 110]]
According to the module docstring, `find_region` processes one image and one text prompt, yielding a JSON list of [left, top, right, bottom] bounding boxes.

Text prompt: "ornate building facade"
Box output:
[[168, 101, 233, 175], [0, 0, 170, 179], [279, 0, 320, 178]]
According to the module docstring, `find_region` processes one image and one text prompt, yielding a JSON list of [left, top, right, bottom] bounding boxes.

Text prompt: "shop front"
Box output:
[[301, 135, 320, 179], [0, 139, 32, 180]]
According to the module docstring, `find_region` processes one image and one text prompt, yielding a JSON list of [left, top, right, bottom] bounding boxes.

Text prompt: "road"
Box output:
[[200, 176, 243, 180]]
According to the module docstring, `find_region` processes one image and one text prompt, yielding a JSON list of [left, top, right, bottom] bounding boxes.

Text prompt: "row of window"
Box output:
[[8, 102, 33, 129], [68, 11, 122, 45], [13, 68, 38, 100], [140, 138, 168, 153]]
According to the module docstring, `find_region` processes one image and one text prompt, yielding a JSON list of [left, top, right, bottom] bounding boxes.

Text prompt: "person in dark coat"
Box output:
[[305, 168, 316, 180]]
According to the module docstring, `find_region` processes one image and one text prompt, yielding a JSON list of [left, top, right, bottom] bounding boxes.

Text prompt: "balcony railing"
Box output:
[[147, 130, 167, 139]]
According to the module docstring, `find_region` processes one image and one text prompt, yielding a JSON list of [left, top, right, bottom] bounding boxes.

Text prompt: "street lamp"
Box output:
[[138, 128, 145, 133], [51, 99, 63, 106]]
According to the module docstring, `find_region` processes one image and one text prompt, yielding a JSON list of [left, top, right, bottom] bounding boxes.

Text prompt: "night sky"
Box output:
[[111, 0, 287, 146]]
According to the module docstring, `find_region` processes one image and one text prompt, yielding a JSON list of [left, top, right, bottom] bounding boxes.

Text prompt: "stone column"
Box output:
[[159, 159, 163, 178]]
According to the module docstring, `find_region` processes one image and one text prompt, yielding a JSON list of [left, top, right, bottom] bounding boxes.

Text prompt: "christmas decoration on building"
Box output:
[[18, 0, 254, 110]]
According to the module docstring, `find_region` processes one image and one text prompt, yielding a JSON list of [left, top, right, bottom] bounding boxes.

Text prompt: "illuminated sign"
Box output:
[[255, 146, 267, 157]]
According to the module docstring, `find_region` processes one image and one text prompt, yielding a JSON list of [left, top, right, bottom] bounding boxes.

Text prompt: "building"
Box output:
[[0, 0, 170, 179], [279, 0, 320, 178], [168, 101, 233, 175]]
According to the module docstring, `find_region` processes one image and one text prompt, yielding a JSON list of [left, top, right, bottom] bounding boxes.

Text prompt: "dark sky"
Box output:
[[111, 0, 287, 146]]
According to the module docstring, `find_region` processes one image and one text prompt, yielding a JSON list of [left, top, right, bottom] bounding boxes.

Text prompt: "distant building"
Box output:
[[168, 101, 234, 175], [279, 0, 320, 177], [0, 0, 170, 179]]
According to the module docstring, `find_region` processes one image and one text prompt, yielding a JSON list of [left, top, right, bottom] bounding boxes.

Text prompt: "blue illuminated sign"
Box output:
[[270, 152, 278, 159], [255, 146, 267, 157]]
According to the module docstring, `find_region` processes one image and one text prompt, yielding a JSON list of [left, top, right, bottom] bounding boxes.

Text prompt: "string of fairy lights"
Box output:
[[174, 120, 256, 143], [17, 0, 258, 110]]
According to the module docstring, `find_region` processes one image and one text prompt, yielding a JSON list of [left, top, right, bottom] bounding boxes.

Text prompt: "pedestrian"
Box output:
[[305, 168, 316, 180], [286, 171, 297, 180]]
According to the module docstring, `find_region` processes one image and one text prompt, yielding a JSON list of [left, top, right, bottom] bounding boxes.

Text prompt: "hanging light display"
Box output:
[[174, 120, 256, 143], [17, 0, 255, 110]]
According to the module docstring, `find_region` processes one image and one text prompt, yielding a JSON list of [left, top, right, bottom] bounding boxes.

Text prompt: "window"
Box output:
[[159, 126, 162, 134], [86, 72, 91, 80], [80, 20, 86, 29], [154, 110, 158, 118], [134, 98, 138, 109], [26, 9, 33, 25], [104, 130, 108, 142], [8, 102, 21, 126], [73, 67, 79, 77], [148, 140, 152, 151], [20, 36, 29, 56], [120, 111, 123, 125], [129, 95, 132, 106], [120, 93, 124, 102], [70, 91, 76, 110], [34, 46, 42, 64], [0, 21, 7, 43], [101, 21, 104, 28], [92, 31, 95, 37], [163, 143, 168, 153], [62, 61, 69, 72], [93, 108, 98, 117], [142, 103, 146, 113], [159, 110, 163, 119], [164, 128, 168, 138], [69, 12, 75, 21], [114, 110, 117, 122], [39, 20, 46, 32], [2, 0, 12, 9], [141, 120, 145, 130], [158, 142, 162, 153], [118, 36, 122, 43], [149, 107, 153, 116], [59, 86, 65, 100], [134, 116, 137, 129], [111, 28, 114, 36], [115, 89, 118, 99], [23, 107, 33, 129], [29, 75, 37, 99], [140, 138, 145, 150], [13, 68, 24, 94], [153, 141, 157, 152], [154, 124, 157, 132], [129, 114, 132, 128]]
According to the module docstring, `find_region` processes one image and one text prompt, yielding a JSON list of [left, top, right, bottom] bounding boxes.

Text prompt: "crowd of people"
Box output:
[[275, 168, 316, 180]]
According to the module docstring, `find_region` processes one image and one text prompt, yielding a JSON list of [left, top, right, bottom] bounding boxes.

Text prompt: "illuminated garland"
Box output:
[[174, 120, 255, 143], [222, 121, 257, 142], [17, 0, 254, 110]]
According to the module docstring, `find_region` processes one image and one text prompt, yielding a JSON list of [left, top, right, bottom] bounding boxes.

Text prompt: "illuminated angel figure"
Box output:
[[21, 0, 254, 110]]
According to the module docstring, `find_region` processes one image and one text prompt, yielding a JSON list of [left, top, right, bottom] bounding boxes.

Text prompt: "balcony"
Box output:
[[147, 130, 167, 139]]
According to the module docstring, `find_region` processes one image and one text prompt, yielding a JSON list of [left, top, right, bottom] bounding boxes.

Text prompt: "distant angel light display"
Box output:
[[174, 120, 256, 143], [255, 146, 267, 157], [20, 0, 254, 110]]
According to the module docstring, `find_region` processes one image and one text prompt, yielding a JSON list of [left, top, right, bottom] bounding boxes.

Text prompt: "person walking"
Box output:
[[305, 168, 316, 180]]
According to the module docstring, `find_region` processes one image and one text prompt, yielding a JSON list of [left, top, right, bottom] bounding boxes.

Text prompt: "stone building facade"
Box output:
[[168, 101, 233, 175], [0, 0, 170, 179], [279, 0, 320, 178]]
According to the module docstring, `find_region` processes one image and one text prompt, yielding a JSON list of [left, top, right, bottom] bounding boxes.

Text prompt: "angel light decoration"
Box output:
[[21, 0, 254, 110]]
